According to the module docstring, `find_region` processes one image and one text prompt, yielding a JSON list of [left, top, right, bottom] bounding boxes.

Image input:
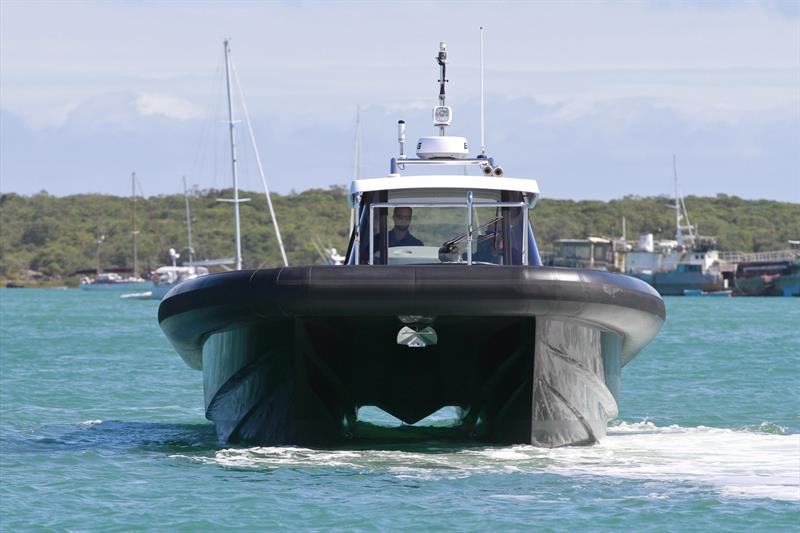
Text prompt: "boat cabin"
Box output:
[[345, 173, 543, 267], [548, 237, 615, 270], [342, 40, 543, 268]]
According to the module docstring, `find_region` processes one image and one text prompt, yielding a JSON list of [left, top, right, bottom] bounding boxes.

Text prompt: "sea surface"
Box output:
[[1, 289, 798, 531]]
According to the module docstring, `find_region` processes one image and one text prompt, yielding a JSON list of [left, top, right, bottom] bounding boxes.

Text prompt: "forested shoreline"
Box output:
[[1, 187, 797, 286]]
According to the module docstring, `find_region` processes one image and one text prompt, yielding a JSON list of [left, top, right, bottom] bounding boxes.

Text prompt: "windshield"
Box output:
[[358, 204, 528, 266]]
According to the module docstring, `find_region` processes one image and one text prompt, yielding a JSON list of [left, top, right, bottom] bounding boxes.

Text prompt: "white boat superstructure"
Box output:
[[150, 264, 210, 299]]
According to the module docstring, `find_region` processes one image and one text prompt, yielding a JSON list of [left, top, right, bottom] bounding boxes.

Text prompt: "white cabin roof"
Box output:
[[349, 174, 539, 207]]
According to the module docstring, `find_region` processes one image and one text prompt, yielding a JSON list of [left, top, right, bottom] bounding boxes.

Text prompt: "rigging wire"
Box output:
[[188, 57, 225, 193], [230, 54, 289, 267]]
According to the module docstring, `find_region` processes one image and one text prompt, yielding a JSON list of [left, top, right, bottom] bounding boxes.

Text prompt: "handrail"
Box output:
[[718, 249, 798, 263]]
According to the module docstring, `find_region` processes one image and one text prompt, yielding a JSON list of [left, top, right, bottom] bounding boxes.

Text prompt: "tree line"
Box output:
[[1, 187, 797, 284]]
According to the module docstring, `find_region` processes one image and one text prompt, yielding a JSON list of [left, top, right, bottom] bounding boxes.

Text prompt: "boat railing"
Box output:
[[718, 249, 798, 263], [362, 199, 529, 266]]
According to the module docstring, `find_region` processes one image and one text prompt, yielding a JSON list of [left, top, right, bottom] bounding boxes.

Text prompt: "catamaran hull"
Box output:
[[159, 266, 664, 447]]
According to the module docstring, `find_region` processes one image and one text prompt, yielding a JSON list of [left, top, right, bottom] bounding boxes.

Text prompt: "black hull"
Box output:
[[159, 266, 664, 447]]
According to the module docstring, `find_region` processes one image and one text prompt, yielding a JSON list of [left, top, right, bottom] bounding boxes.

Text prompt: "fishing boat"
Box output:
[[735, 253, 800, 297], [623, 158, 725, 296], [159, 39, 665, 447]]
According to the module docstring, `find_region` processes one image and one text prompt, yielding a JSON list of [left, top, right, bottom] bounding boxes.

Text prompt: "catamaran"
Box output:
[[159, 39, 665, 447]]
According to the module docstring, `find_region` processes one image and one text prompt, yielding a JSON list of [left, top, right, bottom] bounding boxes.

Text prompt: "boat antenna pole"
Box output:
[[480, 26, 486, 157], [182, 176, 195, 264], [437, 42, 448, 136], [229, 52, 289, 267], [353, 105, 362, 181], [351, 106, 362, 235], [223, 39, 244, 270]]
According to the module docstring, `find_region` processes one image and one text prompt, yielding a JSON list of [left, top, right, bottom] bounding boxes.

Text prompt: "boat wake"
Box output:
[[172, 420, 799, 502]]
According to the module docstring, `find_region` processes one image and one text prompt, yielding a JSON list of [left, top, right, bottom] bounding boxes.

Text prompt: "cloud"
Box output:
[[135, 93, 205, 121]]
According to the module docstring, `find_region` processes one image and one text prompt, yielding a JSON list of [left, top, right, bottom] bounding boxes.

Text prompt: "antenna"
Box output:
[[397, 120, 406, 158], [352, 107, 363, 235], [354, 105, 362, 178], [435, 42, 449, 136], [480, 26, 485, 157]]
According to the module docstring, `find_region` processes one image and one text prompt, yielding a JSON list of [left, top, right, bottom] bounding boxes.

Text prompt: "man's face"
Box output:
[[393, 209, 412, 231]]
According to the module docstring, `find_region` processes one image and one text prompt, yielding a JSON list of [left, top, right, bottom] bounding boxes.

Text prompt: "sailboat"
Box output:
[[81, 172, 152, 291], [144, 177, 210, 300], [130, 41, 289, 300], [158, 38, 664, 448]]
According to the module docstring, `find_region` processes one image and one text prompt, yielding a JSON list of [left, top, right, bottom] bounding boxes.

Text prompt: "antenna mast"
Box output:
[[354, 105, 362, 180], [480, 26, 485, 156], [351, 106, 362, 235], [437, 42, 448, 136]]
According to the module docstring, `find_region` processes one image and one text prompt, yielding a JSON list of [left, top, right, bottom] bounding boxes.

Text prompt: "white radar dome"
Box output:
[[416, 136, 469, 159]]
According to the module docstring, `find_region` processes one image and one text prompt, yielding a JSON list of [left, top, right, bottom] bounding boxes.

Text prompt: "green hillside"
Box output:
[[1, 188, 797, 285]]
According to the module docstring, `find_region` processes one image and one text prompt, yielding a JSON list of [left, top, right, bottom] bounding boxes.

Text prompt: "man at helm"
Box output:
[[387, 207, 423, 247], [359, 206, 424, 263]]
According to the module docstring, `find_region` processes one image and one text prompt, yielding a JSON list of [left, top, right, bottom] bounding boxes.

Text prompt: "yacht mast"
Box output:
[[182, 176, 195, 264], [223, 39, 245, 271], [131, 172, 139, 277], [673, 155, 680, 245]]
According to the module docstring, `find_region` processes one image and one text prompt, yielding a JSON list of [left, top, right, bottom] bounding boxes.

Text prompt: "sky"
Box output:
[[1, 0, 799, 202]]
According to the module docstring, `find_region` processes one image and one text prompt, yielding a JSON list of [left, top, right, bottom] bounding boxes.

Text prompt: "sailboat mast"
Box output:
[[224, 39, 244, 271], [131, 172, 139, 277], [673, 154, 681, 245], [182, 176, 195, 264]]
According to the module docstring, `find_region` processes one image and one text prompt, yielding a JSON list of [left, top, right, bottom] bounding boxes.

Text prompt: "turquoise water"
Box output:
[[1, 289, 798, 531]]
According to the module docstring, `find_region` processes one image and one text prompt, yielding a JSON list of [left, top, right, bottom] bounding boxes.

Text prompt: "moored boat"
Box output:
[[159, 40, 665, 448], [682, 289, 732, 297], [623, 157, 724, 296], [735, 258, 799, 297], [81, 272, 151, 291]]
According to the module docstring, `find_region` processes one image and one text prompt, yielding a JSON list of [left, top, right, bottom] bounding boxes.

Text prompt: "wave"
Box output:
[[554, 421, 799, 501], [171, 420, 799, 502]]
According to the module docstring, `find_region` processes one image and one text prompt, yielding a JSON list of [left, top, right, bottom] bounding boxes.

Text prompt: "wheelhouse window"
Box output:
[[351, 189, 538, 266]]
